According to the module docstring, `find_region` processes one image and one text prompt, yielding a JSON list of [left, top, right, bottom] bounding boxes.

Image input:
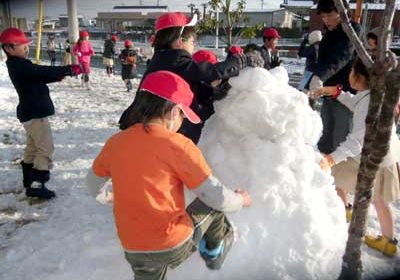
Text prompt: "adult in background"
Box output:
[[46, 34, 56, 66], [63, 39, 72, 65], [259, 27, 282, 70], [103, 34, 118, 77], [298, 30, 323, 109], [309, 0, 360, 155]]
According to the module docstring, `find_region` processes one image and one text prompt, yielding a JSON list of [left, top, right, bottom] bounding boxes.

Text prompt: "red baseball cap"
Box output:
[[79, 30, 89, 38], [0, 27, 31, 45], [155, 12, 197, 33], [192, 50, 218, 64], [228, 45, 243, 55], [263, 27, 281, 39], [111, 35, 118, 42], [140, 71, 200, 124], [124, 39, 133, 47]]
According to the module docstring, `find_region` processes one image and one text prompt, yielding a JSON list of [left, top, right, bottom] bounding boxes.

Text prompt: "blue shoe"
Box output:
[[199, 239, 224, 261]]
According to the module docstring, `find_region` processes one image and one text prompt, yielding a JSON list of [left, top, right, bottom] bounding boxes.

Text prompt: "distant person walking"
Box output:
[[103, 34, 118, 77], [73, 30, 94, 90], [119, 39, 137, 92], [46, 34, 56, 66], [63, 39, 72, 65]]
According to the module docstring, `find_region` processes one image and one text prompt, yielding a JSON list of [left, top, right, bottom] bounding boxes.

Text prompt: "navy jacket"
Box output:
[[298, 42, 319, 73], [314, 22, 361, 91], [6, 56, 73, 122], [119, 49, 241, 143], [102, 39, 115, 59]]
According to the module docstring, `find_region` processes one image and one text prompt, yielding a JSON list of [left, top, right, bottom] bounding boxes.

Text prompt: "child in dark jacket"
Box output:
[[119, 12, 264, 144], [102, 34, 117, 76], [0, 27, 81, 199], [118, 40, 137, 92]]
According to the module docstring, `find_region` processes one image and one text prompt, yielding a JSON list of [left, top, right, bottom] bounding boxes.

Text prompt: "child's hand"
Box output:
[[319, 154, 335, 171], [235, 188, 252, 207], [313, 86, 337, 98], [211, 79, 222, 87]]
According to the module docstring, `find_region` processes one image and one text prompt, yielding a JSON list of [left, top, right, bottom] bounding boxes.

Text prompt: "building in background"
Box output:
[[59, 14, 84, 28], [96, 5, 169, 32]]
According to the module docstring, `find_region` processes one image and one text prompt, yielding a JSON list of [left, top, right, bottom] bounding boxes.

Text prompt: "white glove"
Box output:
[[309, 75, 323, 92], [77, 52, 82, 57]]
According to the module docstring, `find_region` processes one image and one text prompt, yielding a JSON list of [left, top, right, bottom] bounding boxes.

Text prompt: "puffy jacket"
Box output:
[[6, 56, 73, 122], [73, 40, 94, 64], [102, 39, 115, 59], [314, 22, 361, 91]]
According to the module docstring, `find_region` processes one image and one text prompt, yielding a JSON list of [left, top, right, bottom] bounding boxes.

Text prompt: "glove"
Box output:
[[71, 64, 82, 76], [309, 75, 323, 92], [213, 80, 231, 101], [319, 154, 335, 171], [270, 56, 282, 68], [76, 51, 82, 57]]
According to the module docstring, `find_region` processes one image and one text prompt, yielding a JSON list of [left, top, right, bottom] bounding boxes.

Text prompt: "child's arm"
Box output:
[[85, 168, 110, 197], [24, 60, 78, 83]]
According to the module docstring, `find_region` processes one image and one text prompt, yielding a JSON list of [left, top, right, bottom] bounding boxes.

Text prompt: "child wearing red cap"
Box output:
[[118, 39, 137, 92], [119, 12, 264, 144], [260, 27, 282, 70], [87, 70, 251, 279], [73, 30, 94, 90], [102, 34, 118, 77], [0, 27, 82, 199]]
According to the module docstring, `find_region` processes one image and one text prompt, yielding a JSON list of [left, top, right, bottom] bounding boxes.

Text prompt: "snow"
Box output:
[[0, 61, 400, 280]]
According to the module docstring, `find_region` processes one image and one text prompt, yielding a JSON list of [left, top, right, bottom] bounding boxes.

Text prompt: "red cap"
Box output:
[[79, 30, 89, 38], [192, 50, 218, 64], [228, 45, 243, 55], [124, 39, 133, 47], [140, 71, 200, 124], [155, 12, 197, 33], [0, 27, 31, 45], [111, 35, 118, 42], [263, 27, 281, 39]]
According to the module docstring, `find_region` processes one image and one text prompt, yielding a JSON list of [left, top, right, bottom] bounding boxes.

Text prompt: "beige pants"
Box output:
[[23, 118, 54, 170], [64, 53, 72, 65]]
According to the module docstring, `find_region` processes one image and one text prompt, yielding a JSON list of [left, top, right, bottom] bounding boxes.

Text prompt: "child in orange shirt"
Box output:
[[86, 70, 251, 279]]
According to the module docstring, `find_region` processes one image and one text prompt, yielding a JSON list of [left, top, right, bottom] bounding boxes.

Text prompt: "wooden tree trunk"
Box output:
[[332, 1, 399, 279]]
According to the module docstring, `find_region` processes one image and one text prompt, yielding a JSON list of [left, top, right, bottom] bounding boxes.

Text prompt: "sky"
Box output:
[[9, 0, 282, 20]]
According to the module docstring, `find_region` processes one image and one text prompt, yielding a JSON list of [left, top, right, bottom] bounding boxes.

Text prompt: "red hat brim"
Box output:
[[180, 104, 201, 124]]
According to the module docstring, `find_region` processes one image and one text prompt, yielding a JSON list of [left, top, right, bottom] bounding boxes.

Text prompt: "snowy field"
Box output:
[[0, 62, 400, 280]]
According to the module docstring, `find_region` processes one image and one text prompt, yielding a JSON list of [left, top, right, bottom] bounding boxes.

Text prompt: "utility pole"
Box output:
[[215, 9, 219, 49], [188, 3, 195, 16], [35, 0, 43, 64], [67, 0, 79, 63]]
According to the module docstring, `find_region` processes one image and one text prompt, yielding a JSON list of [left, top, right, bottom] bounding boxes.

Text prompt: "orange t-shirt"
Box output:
[[93, 124, 212, 251]]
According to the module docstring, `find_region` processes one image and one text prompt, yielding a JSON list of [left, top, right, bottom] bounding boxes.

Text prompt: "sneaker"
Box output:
[[364, 235, 398, 257], [346, 204, 352, 223], [26, 182, 56, 199], [199, 222, 234, 270]]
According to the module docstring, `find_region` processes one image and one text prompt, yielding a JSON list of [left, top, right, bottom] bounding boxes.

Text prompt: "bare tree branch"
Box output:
[[378, 0, 396, 62], [333, 0, 373, 68]]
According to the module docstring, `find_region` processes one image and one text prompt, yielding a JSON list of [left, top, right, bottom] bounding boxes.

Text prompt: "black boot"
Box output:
[[20, 161, 33, 188], [26, 169, 55, 199]]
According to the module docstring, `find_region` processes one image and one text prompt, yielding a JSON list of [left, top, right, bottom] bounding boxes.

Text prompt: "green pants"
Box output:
[[124, 198, 229, 280]]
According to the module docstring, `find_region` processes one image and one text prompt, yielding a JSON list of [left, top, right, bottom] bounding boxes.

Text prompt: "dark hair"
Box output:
[[244, 43, 260, 54], [352, 58, 369, 85], [125, 90, 175, 131], [317, 0, 349, 14], [367, 32, 378, 42], [1, 44, 14, 56], [154, 26, 196, 51]]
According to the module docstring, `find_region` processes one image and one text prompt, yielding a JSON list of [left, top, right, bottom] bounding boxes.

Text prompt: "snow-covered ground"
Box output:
[[0, 62, 399, 280]]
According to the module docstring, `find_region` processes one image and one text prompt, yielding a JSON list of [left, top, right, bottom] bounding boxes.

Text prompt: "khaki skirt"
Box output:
[[332, 158, 400, 202], [102, 57, 113, 66]]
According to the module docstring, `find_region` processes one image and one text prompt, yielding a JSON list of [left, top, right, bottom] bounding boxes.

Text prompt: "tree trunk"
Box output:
[[332, 1, 399, 279]]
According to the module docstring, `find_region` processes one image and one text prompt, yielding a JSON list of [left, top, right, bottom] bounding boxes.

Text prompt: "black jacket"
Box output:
[[119, 49, 242, 143], [314, 22, 361, 91], [298, 41, 319, 73], [102, 39, 115, 59], [6, 56, 73, 122]]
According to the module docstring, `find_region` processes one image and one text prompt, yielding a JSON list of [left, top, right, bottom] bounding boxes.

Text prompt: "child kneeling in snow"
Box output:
[[0, 28, 82, 199], [315, 58, 400, 257], [86, 71, 251, 279]]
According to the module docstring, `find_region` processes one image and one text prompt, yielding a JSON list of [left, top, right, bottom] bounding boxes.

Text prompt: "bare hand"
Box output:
[[211, 79, 222, 87], [235, 188, 252, 207]]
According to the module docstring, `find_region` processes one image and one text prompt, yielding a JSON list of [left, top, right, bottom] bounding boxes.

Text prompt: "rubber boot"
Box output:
[[20, 161, 33, 188], [26, 169, 55, 199]]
